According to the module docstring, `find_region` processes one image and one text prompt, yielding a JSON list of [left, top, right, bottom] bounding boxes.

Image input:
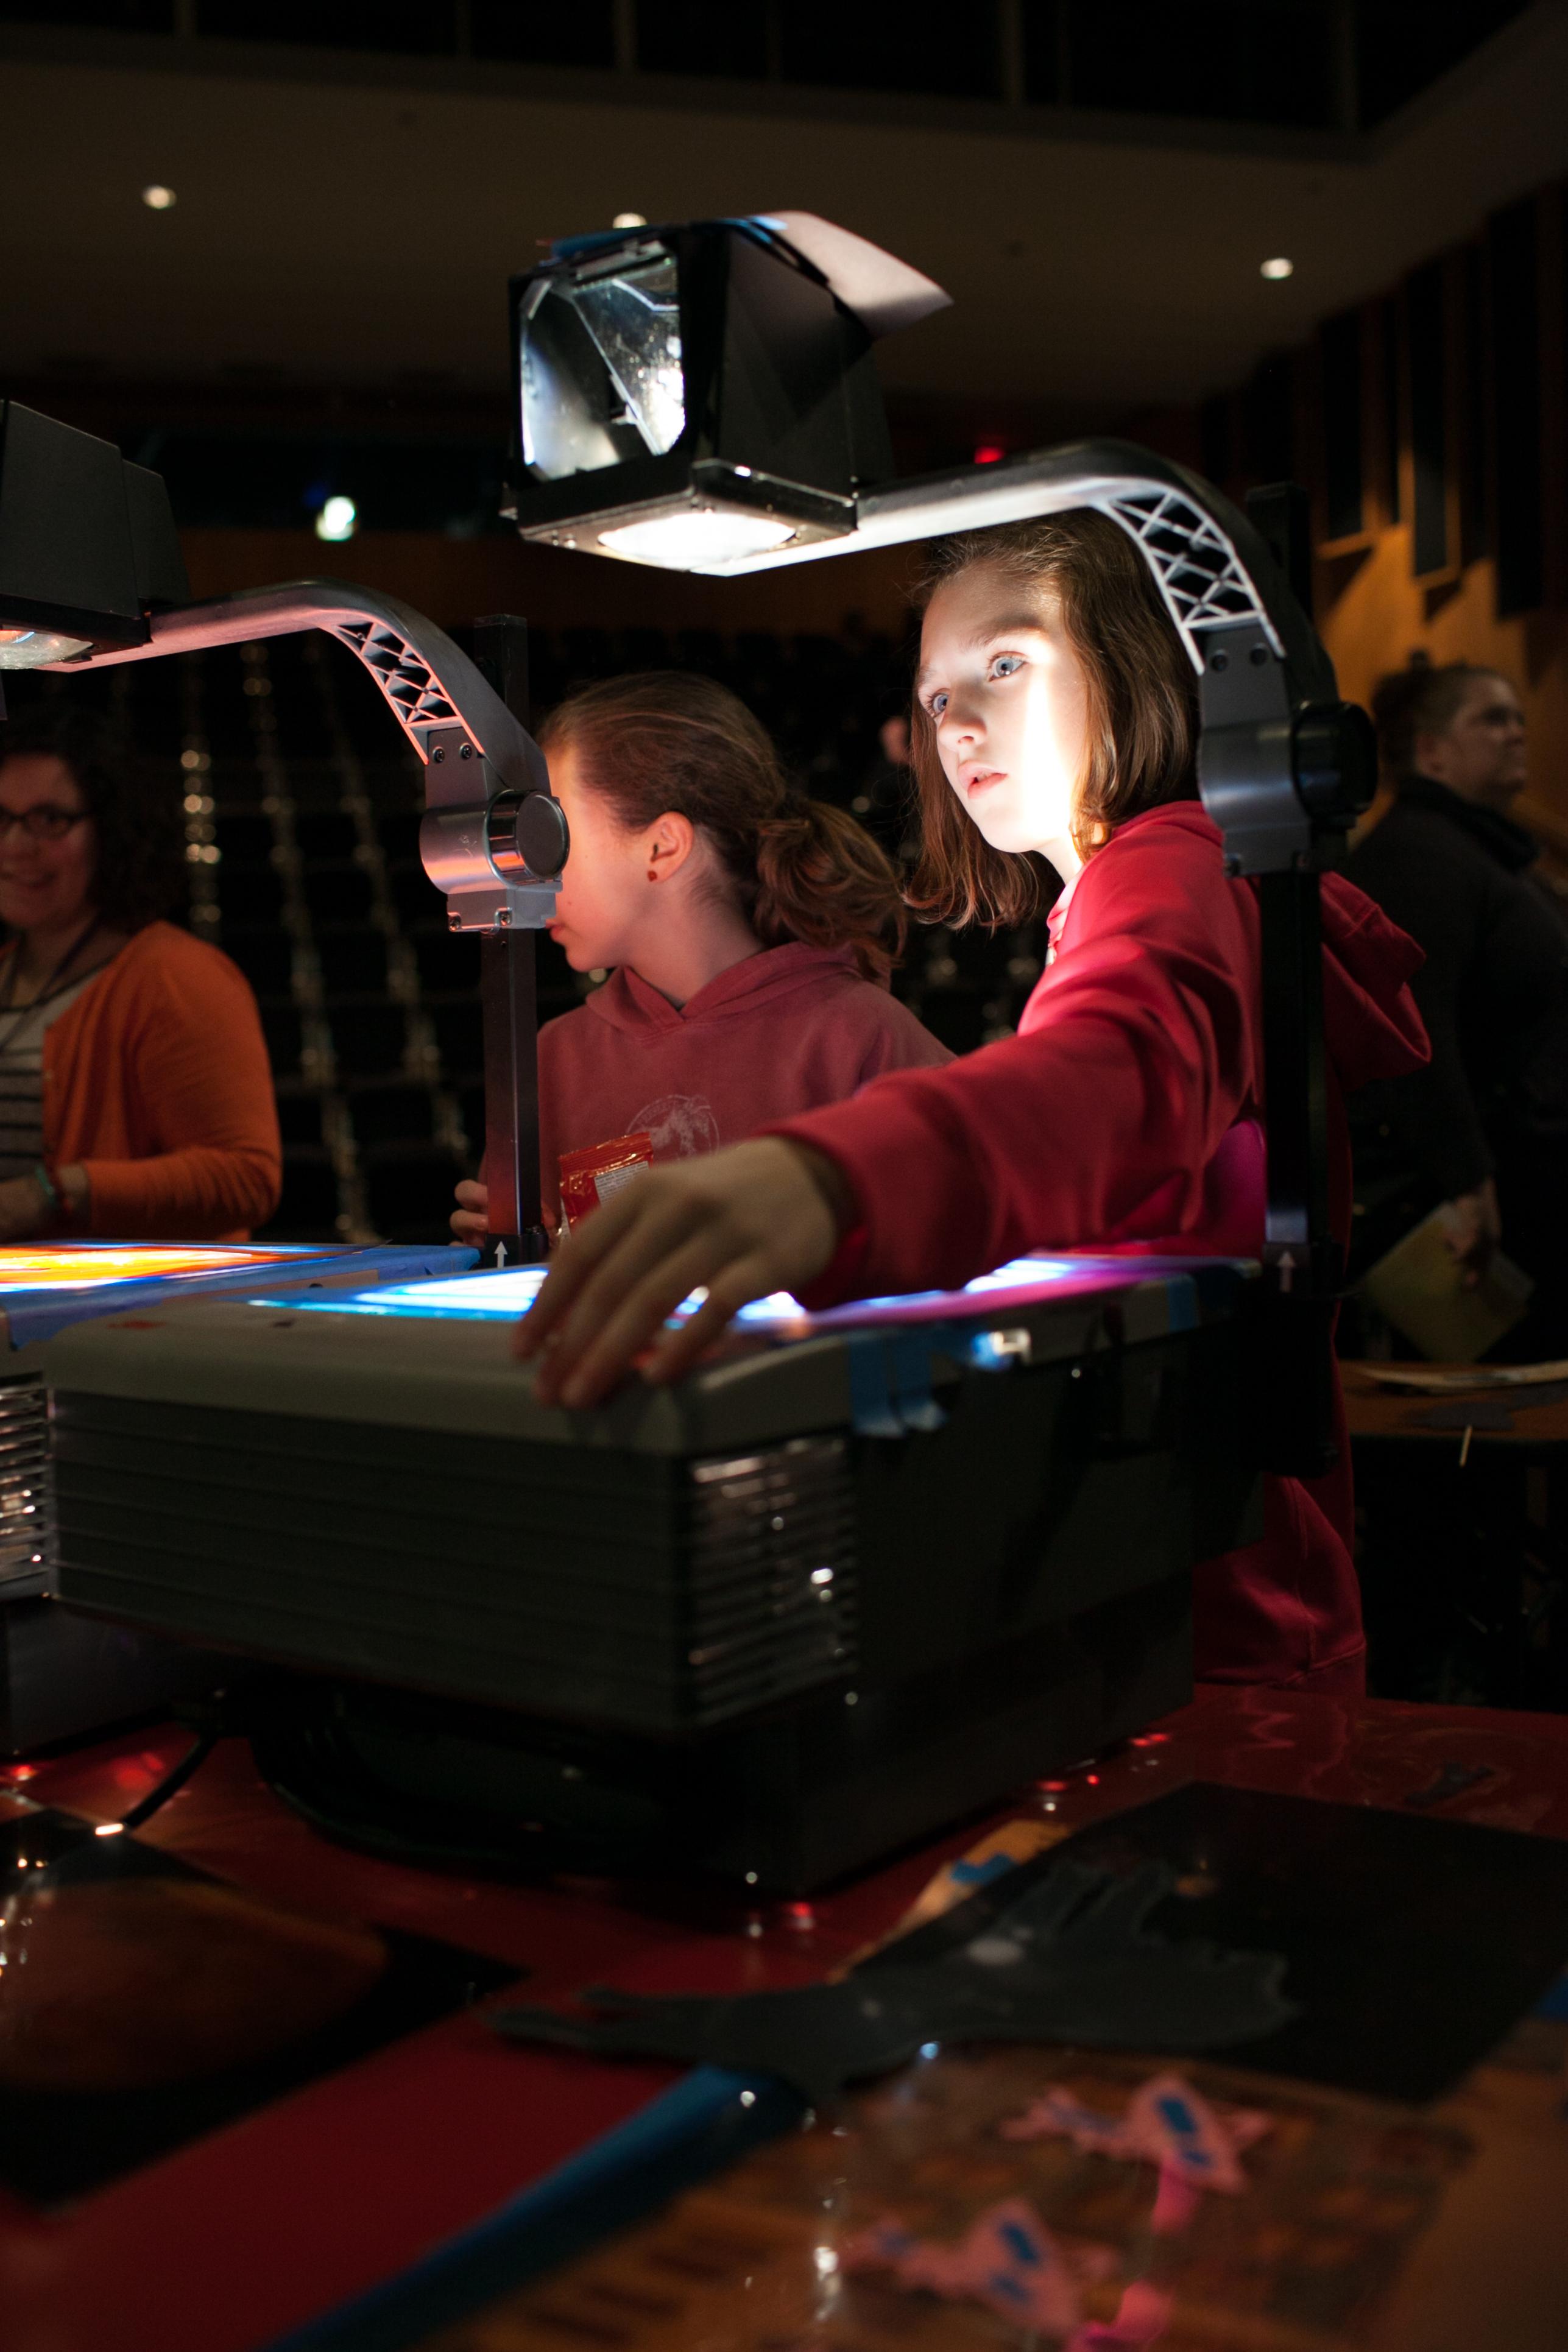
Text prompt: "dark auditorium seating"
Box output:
[[272, 1147, 343, 1241], [224, 930, 295, 997], [325, 1003, 412, 1082], [428, 1000, 483, 1081], [316, 930, 392, 996], [214, 867, 286, 927], [303, 866, 377, 925], [347, 1084, 437, 1149], [361, 1141, 468, 1243], [411, 924, 480, 995]]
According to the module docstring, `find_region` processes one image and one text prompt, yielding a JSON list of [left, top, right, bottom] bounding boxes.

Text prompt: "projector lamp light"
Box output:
[[314, 495, 359, 543], [597, 509, 797, 566], [0, 625, 92, 668]]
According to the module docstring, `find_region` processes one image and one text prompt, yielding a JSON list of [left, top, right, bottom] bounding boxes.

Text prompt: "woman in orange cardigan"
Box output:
[[0, 705, 280, 1241]]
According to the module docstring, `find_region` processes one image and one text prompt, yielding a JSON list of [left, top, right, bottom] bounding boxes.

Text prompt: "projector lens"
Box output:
[[0, 627, 91, 669], [598, 511, 797, 566], [521, 251, 684, 479]]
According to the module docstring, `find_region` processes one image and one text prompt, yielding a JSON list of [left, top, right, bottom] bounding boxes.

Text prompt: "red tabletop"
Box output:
[[4, 1684, 1568, 2352]]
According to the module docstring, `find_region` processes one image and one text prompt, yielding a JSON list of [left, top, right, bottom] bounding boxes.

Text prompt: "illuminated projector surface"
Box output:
[[0, 1243, 333, 1293], [247, 1257, 1113, 1330]]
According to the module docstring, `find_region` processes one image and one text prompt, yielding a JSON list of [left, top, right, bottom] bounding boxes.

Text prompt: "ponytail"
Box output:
[[753, 797, 907, 984], [539, 672, 906, 983]]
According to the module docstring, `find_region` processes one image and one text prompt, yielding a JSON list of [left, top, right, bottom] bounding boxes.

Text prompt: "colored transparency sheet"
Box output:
[[0, 1241, 478, 1347], [244, 1253, 1252, 1335]]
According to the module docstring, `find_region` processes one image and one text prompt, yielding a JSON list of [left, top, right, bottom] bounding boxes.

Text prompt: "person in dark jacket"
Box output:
[[1345, 661, 1568, 1353]]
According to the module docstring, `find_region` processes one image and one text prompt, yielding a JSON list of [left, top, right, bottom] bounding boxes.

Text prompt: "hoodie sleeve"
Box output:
[[766, 819, 1262, 1302], [77, 947, 281, 1239]]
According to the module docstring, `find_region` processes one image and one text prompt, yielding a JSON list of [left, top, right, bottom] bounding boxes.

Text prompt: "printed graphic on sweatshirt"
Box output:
[[630, 1094, 722, 1159]]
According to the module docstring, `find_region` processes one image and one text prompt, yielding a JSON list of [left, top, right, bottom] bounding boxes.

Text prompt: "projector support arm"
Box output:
[[472, 616, 549, 1266], [46, 581, 568, 1265]]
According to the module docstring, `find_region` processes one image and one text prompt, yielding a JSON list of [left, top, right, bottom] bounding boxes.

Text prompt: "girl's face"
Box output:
[[543, 739, 707, 975], [917, 564, 1092, 871], [0, 754, 98, 938], [542, 741, 649, 972]]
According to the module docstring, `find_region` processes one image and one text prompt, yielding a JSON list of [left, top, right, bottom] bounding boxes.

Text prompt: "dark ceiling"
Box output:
[[1, 1, 1561, 533], [0, 0, 1533, 132]]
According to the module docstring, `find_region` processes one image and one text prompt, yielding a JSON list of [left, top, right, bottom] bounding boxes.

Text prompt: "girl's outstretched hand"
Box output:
[[514, 1138, 853, 1408]]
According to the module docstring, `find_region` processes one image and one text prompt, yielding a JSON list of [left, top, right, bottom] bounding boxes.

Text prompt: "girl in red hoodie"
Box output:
[[518, 515, 1428, 1693], [453, 671, 950, 1238]]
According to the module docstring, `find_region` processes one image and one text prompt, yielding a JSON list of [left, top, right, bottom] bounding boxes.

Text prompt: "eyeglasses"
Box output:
[[0, 806, 88, 841]]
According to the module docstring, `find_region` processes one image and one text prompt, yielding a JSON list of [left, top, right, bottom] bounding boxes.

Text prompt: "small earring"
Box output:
[[646, 867, 659, 883]]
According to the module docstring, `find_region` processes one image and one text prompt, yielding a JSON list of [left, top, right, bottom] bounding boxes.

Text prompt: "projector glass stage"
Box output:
[[0, 1243, 352, 1294], [244, 1256, 1132, 1332]]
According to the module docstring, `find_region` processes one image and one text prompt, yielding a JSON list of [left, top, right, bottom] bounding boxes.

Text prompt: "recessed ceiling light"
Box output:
[[1260, 256, 1294, 281], [612, 211, 648, 229], [315, 495, 358, 543], [141, 184, 177, 211]]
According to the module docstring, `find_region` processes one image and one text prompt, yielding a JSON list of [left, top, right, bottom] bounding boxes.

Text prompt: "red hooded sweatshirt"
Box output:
[[767, 803, 1429, 1695], [537, 942, 952, 1221]]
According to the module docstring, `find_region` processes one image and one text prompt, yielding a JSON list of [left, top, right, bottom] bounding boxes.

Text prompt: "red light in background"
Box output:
[[1085, 1774, 1100, 1786], [973, 443, 1005, 465]]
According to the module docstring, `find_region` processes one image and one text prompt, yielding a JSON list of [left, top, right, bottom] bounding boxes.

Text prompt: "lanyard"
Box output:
[[0, 916, 105, 1056]]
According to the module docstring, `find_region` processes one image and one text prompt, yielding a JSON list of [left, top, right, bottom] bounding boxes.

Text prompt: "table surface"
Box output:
[[5, 1686, 1568, 2352], [1343, 1358, 1568, 1445]]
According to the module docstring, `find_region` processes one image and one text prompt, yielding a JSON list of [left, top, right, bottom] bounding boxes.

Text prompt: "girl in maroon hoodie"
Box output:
[[518, 516, 1429, 1694], [453, 672, 949, 1238]]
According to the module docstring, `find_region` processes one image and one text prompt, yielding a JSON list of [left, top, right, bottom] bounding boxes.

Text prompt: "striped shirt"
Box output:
[[0, 971, 103, 1181]]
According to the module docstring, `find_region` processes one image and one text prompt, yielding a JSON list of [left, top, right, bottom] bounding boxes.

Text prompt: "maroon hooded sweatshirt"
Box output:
[[536, 941, 951, 1221], [766, 802, 1430, 1696]]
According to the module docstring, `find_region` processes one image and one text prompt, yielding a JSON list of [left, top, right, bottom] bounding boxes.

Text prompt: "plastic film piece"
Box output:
[[843, 1330, 905, 1438], [889, 1328, 946, 1433]]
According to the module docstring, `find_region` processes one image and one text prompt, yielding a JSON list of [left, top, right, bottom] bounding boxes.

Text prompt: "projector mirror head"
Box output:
[[0, 403, 189, 665], [506, 214, 947, 568]]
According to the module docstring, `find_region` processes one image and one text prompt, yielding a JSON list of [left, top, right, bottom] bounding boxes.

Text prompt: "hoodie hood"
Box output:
[[583, 942, 862, 1036], [1083, 803, 1429, 1095], [1318, 868, 1429, 1092]]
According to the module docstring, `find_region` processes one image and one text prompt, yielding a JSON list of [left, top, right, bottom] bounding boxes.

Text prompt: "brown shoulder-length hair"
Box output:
[[540, 671, 907, 983], [906, 509, 1199, 929]]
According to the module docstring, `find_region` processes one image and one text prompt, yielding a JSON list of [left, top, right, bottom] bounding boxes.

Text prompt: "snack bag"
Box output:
[[557, 1131, 655, 1230]]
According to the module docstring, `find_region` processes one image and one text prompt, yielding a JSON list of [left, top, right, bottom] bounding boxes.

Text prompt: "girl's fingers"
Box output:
[[515, 1183, 654, 1358], [637, 1258, 774, 1388], [520, 1197, 709, 1386], [514, 1142, 845, 1402], [550, 1226, 741, 1407]]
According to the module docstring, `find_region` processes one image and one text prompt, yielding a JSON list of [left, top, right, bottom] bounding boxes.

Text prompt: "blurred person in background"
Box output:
[[0, 705, 280, 1241], [1345, 661, 1568, 1354], [851, 712, 918, 862]]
